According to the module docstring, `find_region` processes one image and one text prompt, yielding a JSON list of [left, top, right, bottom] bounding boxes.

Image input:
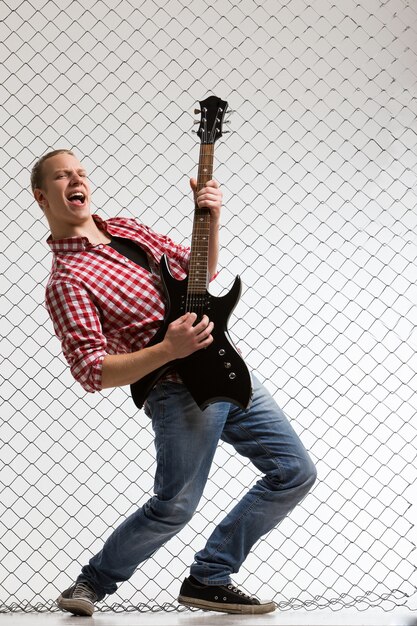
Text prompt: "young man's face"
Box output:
[[34, 153, 92, 234]]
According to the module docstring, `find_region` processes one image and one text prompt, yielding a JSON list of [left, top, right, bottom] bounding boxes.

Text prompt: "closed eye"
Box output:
[[54, 170, 87, 178]]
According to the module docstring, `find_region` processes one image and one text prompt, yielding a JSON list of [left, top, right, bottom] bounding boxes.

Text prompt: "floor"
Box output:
[[2, 609, 416, 626]]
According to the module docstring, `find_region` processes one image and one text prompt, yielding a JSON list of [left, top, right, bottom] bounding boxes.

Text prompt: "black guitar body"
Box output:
[[130, 255, 253, 411]]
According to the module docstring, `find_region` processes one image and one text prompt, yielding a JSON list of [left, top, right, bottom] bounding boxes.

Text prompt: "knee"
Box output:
[[289, 455, 317, 496], [170, 498, 196, 528], [300, 457, 317, 493], [145, 494, 196, 529], [267, 454, 317, 496]]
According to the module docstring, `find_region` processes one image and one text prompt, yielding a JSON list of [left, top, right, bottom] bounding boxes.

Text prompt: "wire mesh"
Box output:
[[1, 0, 417, 615]]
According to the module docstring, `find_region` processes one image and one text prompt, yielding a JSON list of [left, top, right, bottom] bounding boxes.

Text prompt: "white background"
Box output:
[[0, 0, 416, 615]]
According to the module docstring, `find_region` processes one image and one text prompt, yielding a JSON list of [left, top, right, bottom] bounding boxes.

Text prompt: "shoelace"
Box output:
[[73, 582, 96, 602], [226, 584, 252, 599]]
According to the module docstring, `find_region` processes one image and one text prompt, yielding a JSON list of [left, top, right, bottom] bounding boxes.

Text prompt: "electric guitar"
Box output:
[[130, 96, 253, 410]]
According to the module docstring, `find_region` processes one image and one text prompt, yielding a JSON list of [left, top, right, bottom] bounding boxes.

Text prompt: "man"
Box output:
[[32, 148, 316, 616]]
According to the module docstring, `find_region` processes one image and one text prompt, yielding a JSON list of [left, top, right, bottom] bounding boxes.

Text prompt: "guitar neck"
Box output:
[[188, 143, 214, 294], [196, 143, 214, 191]]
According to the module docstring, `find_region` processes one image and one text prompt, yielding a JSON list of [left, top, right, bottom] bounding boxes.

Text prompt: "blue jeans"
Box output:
[[78, 375, 316, 599]]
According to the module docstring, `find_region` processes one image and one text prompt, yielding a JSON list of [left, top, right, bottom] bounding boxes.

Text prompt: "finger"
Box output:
[[193, 315, 210, 331], [173, 312, 194, 326], [204, 179, 220, 189], [197, 195, 218, 209], [197, 188, 222, 205], [184, 312, 198, 326], [198, 185, 220, 198], [199, 330, 214, 347], [196, 320, 214, 339]]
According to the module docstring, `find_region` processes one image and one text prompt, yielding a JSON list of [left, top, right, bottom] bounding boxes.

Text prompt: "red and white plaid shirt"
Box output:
[[45, 214, 190, 392]]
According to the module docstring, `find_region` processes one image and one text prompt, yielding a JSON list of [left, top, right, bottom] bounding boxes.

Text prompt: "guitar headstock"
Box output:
[[195, 95, 228, 145]]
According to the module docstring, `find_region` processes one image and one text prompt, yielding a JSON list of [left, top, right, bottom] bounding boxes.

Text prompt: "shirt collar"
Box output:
[[47, 215, 110, 253]]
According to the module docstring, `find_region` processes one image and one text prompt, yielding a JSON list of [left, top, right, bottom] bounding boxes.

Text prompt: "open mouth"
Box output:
[[67, 192, 86, 206]]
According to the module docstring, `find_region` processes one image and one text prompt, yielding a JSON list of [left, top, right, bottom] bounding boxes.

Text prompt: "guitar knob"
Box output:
[[229, 372, 236, 380], [224, 362, 231, 369], [218, 349, 225, 356]]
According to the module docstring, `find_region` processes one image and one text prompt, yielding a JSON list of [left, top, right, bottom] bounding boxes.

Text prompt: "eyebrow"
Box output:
[[53, 168, 87, 175]]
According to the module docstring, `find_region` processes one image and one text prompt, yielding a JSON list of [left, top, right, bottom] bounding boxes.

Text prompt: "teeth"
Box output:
[[69, 193, 84, 201]]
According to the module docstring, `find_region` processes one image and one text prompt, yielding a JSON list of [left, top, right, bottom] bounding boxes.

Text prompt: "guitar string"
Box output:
[[189, 140, 201, 315], [189, 144, 212, 319], [190, 143, 202, 318], [187, 113, 217, 318], [193, 120, 207, 317]]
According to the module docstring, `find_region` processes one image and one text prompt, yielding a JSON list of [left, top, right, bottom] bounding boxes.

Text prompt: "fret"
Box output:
[[187, 96, 227, 299]]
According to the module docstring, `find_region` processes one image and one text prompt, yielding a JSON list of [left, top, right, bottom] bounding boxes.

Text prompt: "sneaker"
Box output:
[[178, 575, 276, 614], [56, 581, 98, 616]]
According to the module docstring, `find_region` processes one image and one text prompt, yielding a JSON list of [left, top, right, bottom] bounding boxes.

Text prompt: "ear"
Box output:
[[34, 188, 45, 209]]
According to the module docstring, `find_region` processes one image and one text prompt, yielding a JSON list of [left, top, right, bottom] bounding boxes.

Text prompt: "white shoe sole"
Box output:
[[178, 595, 276, 614], [57, 593, 95, 617]]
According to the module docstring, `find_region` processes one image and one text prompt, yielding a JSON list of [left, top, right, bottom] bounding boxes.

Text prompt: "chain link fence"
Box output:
[[1, 0, 417, 615]]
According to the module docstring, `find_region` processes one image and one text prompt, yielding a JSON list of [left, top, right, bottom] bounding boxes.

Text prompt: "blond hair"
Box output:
[[30, 149, 75, 193]]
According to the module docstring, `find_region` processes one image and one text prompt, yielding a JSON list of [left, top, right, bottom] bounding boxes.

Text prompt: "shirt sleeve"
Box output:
[[137, 221, 191, 273], [160, 234, 190, 272], [45, 279, 107, 393], [132, 219, 219, 281]]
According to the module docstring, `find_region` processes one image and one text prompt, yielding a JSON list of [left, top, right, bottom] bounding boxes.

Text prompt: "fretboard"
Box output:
[[188, 144, 214, 294]]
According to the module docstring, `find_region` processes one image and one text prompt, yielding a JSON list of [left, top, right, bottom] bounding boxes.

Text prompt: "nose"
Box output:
[[70, 170, 83, 184]]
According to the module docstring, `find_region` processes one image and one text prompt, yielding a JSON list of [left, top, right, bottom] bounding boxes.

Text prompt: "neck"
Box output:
[[188, 143, 214, 294], [50, 216, 110, 244]]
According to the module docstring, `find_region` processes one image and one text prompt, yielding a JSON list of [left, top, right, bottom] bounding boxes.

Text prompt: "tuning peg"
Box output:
[[194, 109, 201, 114]]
